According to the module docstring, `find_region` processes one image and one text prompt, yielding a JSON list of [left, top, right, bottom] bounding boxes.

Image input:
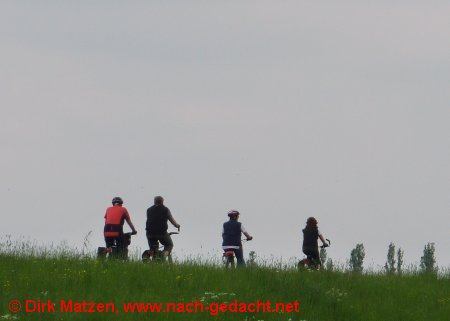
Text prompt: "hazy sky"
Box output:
[[1, 1, 449, 269]]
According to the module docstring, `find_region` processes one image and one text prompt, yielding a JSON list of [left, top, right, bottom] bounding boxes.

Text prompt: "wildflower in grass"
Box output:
[[438, 297, 449, 305], [1, 314, 19, 320], [197, 291, 237, 305], [3, 280, 11, 289], [326, 287, 348, 302]]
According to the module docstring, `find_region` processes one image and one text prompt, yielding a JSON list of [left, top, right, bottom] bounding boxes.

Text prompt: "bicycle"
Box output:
[[222, 238, 251, 268], [142, 231, 179, 263], [97, 232, 136, 260], [297, 239, 331, 270]]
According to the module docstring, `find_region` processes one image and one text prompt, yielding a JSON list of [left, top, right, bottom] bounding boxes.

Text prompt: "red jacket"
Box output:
[[104, 205, 130, 237]]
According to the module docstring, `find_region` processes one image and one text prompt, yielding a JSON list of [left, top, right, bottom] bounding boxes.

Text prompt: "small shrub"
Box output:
[[349, 243, 365, 273], [247, 251, 257, 267], [384, 242, 396, 274], [320, 247, 327, 266], [420, 242, 437, 273], [397, 247, 404, 275], [326, 258, 334, 271]]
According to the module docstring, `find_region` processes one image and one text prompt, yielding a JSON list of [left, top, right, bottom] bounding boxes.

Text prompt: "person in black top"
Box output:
[[146, 196, 180, 257], [302, 217, 328, 267]]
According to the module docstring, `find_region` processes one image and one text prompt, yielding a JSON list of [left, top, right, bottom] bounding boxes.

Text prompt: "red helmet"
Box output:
[[227, 210, 240, 218]]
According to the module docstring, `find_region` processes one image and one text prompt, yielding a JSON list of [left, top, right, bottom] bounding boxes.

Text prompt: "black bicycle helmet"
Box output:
[[112, 197, 123, 205]]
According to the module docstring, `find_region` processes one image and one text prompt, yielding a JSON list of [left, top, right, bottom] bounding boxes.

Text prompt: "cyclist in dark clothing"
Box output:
[[302, 217, 328, 267], [146, 196, 180, 258], [222, 210, 253, 267]]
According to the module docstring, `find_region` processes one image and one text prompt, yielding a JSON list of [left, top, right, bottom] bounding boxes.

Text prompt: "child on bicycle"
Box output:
[[222, 210, 253, 267], [302, 217, 328, 267]]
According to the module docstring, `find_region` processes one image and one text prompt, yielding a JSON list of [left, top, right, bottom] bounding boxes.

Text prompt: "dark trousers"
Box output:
[[105, 236, 124, 248], [146, 232, 174, 253], [302, 246, 321, 265], [104, 236, 128, 259]]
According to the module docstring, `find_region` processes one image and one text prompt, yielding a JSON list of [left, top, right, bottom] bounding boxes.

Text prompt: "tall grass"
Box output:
[[0, 238, 449, 321]]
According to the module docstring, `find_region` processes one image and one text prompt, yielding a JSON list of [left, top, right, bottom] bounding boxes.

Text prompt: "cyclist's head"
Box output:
[[154, 196, 164, 205], [228, 210, 240, 220], [112, 197, 123, 206], [306, 217, 318, 228]]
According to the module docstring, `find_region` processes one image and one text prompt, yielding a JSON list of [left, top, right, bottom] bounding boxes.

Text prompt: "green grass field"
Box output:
[[1, 252, 449, 321]]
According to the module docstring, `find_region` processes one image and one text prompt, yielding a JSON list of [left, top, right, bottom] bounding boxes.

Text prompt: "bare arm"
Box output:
[[125, 217, 137, 234], [243, 232, 253, 240], [241, 224, 252, 240], [168, 210, 180, 230], [319, 234, 327, 246]]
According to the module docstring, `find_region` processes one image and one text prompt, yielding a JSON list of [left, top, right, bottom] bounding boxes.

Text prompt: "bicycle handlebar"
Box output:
[[320, 239, 331, 248]]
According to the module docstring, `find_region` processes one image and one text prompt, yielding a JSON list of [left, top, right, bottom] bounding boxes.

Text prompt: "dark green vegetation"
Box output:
[[1, 254, 449, 321]]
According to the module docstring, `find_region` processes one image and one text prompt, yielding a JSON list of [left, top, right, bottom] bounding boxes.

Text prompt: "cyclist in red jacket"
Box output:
[[104, 197, 137, 250]]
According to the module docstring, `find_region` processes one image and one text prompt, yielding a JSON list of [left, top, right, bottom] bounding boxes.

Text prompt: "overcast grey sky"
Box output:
[[1, 1, 449, 269]]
